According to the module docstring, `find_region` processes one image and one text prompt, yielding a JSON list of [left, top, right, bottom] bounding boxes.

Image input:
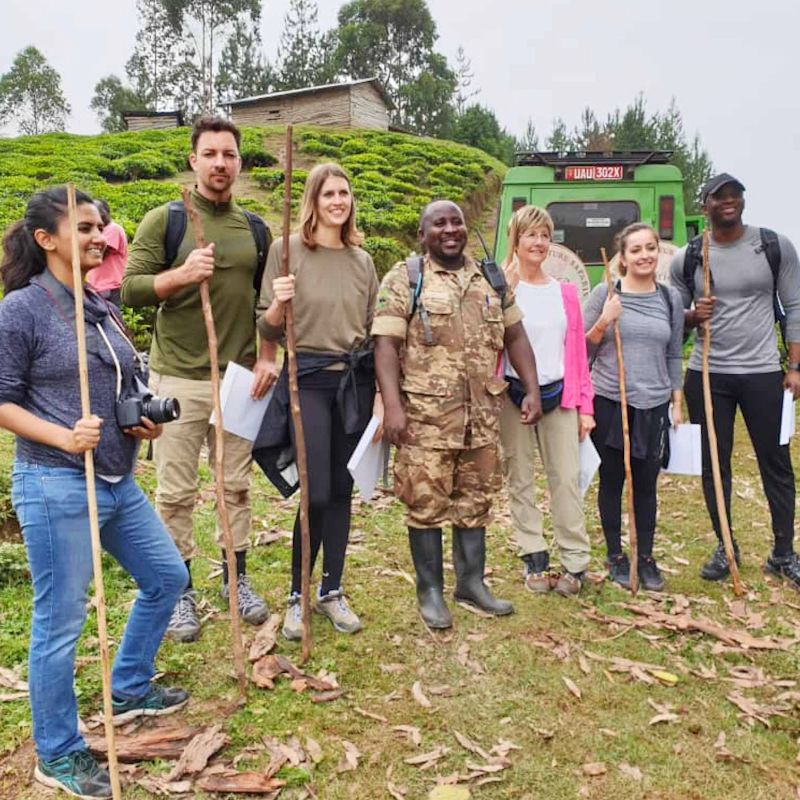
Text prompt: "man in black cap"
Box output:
[[670, 174, 800, 589]]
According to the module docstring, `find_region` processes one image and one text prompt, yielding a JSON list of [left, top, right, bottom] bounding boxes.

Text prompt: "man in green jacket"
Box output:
[[122, 116, 276, 642]]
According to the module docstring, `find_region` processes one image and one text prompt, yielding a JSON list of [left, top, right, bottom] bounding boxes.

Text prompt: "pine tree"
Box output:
[[516, 118, 540, 152], [453, 45, 479, 115], [276, 0, 330, 90], [216, 18, 273, 104], [546, 118, 573, 152]]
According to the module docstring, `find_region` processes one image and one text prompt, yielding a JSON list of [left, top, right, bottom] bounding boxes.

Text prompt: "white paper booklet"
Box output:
[[780, 389, 796, 445], [347, 416, 388, 500], [664, 423, 702, 476], [209, 362, 273, 442], [578, 436, 601, 496]]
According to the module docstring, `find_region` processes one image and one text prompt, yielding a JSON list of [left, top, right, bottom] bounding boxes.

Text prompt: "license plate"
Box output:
[[586, 217, 611, 228], [565, 165, 623, 181]]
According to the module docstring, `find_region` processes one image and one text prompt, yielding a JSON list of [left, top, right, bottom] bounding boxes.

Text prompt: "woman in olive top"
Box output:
[[258, 163, 380, 640], [583, 223, 684, 591]]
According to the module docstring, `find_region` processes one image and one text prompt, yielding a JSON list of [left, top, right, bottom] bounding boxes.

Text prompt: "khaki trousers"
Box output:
[[499, 398, 590, 573], [150, 370, 253, 560]]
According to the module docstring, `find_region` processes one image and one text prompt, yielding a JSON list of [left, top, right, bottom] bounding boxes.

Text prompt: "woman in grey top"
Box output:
[[583, 223, 684, 590]]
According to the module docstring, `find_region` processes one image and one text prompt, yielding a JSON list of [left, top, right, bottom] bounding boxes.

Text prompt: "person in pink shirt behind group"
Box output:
[[86, 200, 127, 307], [499, 205, 595, 597]]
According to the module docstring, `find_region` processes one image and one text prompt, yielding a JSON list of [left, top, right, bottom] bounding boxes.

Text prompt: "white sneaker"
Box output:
[[282, 595, 303, 641], [314, 589, 362, 634]]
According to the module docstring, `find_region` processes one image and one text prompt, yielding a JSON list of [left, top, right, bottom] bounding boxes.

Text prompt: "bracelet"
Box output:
[[788, 362, 800, 372]]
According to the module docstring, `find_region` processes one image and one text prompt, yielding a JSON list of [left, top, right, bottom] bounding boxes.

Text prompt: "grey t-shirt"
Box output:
[[583, 283, 684, 409], [669, 225, 800, 373]]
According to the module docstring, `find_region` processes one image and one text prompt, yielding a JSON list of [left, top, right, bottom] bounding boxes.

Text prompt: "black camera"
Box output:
[[116, 375, 181, 429]]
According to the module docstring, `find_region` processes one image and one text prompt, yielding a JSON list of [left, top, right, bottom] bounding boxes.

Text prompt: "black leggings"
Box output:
[[289, 371, 374, 595], [591, 395, 661, 558], [684, 369, 794, 556]]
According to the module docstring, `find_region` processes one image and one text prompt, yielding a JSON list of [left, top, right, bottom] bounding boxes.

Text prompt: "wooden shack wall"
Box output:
[[231, 88, 353, 128], [125, 115, 181, 131], [350, 83, 390, 130]]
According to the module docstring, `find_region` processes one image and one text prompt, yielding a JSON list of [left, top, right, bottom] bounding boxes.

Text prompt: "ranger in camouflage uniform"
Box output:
[[373, 200, 541, 629]]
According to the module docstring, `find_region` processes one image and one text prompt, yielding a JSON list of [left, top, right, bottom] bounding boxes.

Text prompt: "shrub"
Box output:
[[103, 151, 178, 181], [240, 129, 277, 168], [0, 543, 28, 587], [363, 236, 407, 278]]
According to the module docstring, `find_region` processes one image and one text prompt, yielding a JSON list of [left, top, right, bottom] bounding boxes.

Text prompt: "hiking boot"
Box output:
[[522, 551, 551, 594], [165, 590, 200, 643], [638, 556, 665, 592], [606, 553, 631, 589], [700, 542, 740, 582], [764, 552, 800, 591], [315, 589, 362, 634], [112, 684, 189, 724], [35, 750, 111, 799], [222, 575, 270, 626], [554, 571, 584, 597], [282, 594, 303, 641]]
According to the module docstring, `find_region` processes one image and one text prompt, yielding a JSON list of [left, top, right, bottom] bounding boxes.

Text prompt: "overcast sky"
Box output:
[[2, 0, 798, 243]]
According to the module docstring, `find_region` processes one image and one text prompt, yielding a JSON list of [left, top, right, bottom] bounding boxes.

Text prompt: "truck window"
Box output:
[[546, 201, 640, 264]]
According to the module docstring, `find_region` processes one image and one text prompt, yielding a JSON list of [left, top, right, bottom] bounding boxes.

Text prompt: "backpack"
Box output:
[[405, 255, 508, 345], [682, 228, 785, 345], [163, 200, 270, 295]]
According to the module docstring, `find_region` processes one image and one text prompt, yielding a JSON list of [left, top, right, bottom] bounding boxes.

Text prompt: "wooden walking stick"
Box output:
[[66, 184, 122, 800], [601, 247, 639, 595], [279, 125, 313, 663], [181, 188, 248, 696], [700, 230, 744, 596]]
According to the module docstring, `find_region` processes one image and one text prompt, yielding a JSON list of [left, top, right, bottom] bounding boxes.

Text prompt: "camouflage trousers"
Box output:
[[393, 443, 501, 528]]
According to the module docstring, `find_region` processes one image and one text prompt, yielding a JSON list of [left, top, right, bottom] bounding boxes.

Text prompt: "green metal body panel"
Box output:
[[495, 162, 694, 287]]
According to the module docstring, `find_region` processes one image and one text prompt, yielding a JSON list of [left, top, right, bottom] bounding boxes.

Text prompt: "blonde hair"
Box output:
[[299, 162, 363, 249], [615, 222, 659, 277], [501, 205, 554, 288]]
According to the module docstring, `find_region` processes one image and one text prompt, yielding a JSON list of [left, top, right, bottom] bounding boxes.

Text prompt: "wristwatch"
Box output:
[[788, 363, 800, 372]]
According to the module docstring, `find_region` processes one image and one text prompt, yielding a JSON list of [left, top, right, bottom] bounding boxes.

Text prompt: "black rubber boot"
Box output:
[[408, 528, 452, 629], [452, 527, 513, 616]]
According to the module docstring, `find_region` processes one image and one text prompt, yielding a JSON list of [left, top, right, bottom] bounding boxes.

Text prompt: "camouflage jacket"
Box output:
[[372, 255, 523, 449]]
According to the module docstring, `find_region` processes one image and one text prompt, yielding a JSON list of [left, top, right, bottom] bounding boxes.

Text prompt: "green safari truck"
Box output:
[[494, 150, 703, 288]]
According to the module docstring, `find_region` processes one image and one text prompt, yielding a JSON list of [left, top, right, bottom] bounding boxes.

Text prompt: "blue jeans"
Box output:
[[11, 463, 187, 761]]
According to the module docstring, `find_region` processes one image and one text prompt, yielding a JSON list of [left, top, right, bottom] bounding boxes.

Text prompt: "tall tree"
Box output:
[[162, 0, 261, 112], [216, 18, 274, 103], [546, 117, 572, 152], [0, 46, 70, 135], [275, 0, 330, 90], [516, 118, 539, 153], [125, 0, 192, 110], [90, 75, 150, 133], [333, 0, 455, 133], [453, 45, 479, 115], [451, 104, 516, 165], [573, 107, 612, 151]]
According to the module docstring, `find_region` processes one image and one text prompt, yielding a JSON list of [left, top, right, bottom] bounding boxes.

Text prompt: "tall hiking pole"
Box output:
[[181, 187, 248, 696], [280, 125, 313, 663], [601, 247, 639, 595], [66, 184, 122, 799], [700, 230, 744, 596]]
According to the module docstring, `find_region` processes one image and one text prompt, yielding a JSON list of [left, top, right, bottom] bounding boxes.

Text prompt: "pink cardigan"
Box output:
[[558, 282, 594, 416]]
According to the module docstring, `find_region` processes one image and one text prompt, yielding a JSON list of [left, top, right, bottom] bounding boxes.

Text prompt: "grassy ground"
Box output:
[[1, 413, 800, 800]]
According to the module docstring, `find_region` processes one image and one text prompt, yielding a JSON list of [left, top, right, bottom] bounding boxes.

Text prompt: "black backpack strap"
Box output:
[[164, 200, 187, 269], [682, 234, 703, 300], [657, 282, 673, 329], [405, 255, 433, 345], [760, 227, 786, 347], [244, 210, 271, 294]]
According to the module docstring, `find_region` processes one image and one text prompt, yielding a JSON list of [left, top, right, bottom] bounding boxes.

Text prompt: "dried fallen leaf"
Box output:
[[562, 676, 582, 700], [195, 771, 286, 793], [0, 667, 27, 692], [310, 688, 345, 703], [387, 781, 407, 799], [167, 725, 228, 781], [248, 614, 281, 662], [533, 728, 555, 740], [0, 692, 28, 702], [336, 740, 361, 772], [578, 653, 591, 675], [453, 731, 490, 760], [618, 762, 643, 781], [404, 746, 449, 766], [354, 706, 388, 723], [649, 713, 680, 725], [582, 762, 607, 776], [305, 737, 323, 764], [393, 725, 422, 746], [428, 787, 470, 800], [412, 681, 432, 708]]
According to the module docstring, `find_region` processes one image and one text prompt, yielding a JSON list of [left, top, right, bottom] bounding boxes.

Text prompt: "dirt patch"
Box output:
[[0, 740, 38, 800], [0, 520, 20, 544]]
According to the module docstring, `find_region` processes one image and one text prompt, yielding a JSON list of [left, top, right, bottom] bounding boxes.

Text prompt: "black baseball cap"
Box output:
[[701, 173, 745, 203]]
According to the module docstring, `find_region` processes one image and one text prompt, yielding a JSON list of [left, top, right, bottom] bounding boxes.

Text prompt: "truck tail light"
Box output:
[[658, 195, 675, 240]]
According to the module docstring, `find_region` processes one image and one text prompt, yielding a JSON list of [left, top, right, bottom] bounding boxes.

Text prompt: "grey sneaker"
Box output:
[[165, 590, 200, 643], [222, 575, 270, 626], [35, 750, 111, 799], [314, 589, 362, 634], [282, 594, 303, 641]]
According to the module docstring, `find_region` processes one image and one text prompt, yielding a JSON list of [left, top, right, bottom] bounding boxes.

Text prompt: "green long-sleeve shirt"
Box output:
[[122, 190, 267, 380]]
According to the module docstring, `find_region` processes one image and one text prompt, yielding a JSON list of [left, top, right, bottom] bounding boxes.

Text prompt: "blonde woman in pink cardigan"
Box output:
[[499, 205, 595, 597]]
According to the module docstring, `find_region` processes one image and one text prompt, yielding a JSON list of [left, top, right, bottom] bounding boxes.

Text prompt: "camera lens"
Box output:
[[143, 396, 181, 424]]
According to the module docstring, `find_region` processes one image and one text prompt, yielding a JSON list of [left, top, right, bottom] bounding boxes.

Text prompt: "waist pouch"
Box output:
[[507, 377, 563, 413]]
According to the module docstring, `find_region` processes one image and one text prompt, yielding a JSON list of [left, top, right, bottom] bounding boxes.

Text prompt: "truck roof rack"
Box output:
[[514, 150, 673, 167]]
